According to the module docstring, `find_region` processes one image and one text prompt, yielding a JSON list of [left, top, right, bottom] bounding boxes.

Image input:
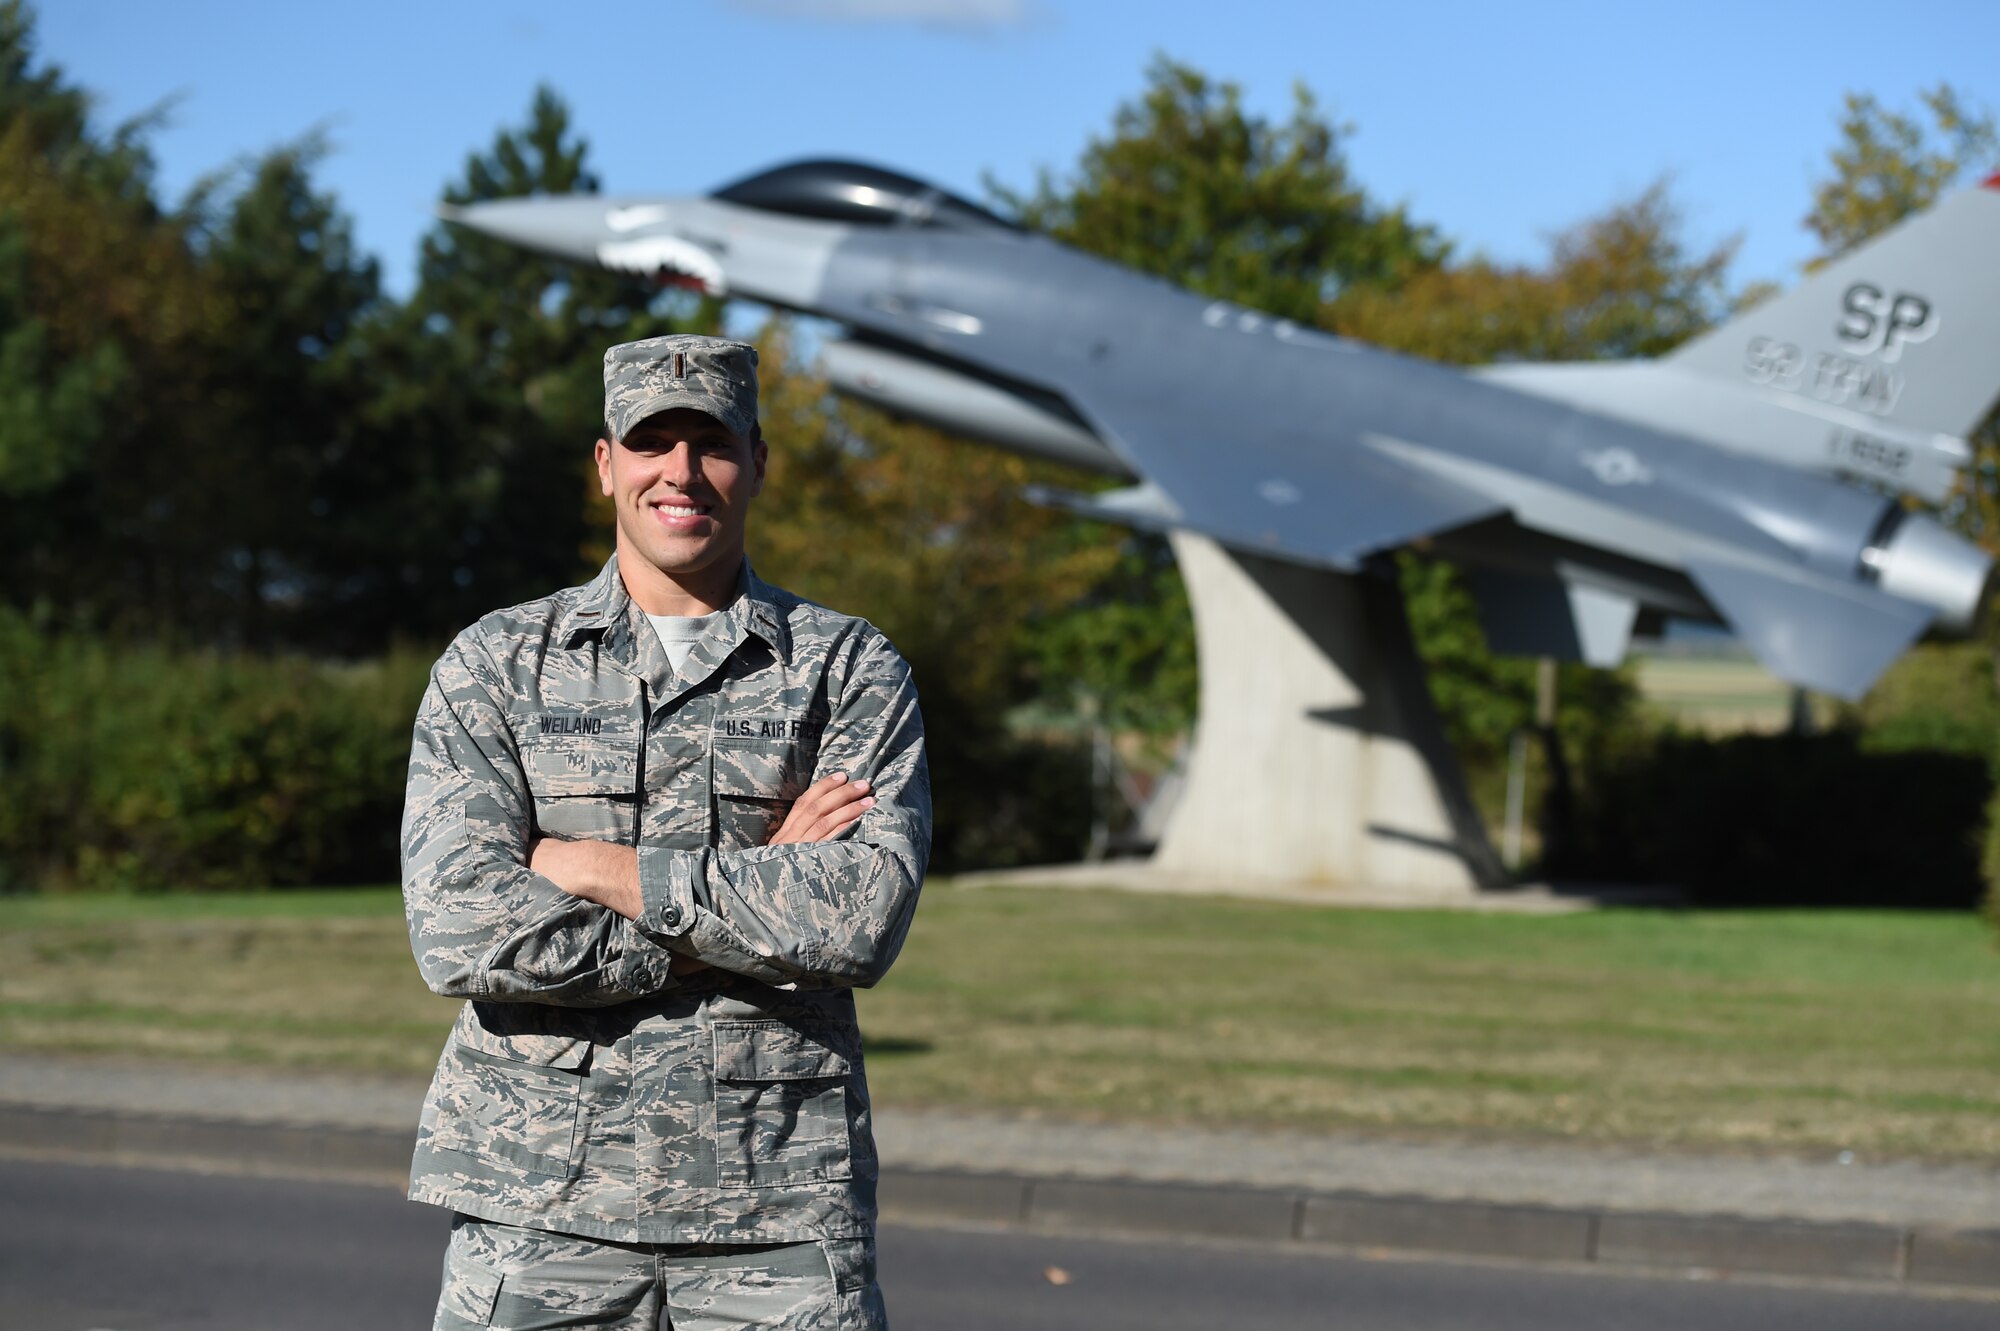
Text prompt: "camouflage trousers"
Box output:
[[434, 1214, 888, 1330]]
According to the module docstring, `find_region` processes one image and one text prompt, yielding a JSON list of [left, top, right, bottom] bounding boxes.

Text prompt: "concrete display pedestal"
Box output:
[[1149, 534, 1506, 896]]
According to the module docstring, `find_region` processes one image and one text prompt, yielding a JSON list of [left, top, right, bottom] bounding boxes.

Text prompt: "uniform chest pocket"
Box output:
[[712, 740, 809, 851], [712, 1021, 854, 1189], [524, 737, 639, 843]]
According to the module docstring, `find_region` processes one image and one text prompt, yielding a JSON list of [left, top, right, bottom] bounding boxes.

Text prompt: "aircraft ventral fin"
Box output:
[[1470, 571, 1639, 668], [1062, 396, 1504, 568], [1024, 479, 1182, 529], [1684, 558, 1933, 701]]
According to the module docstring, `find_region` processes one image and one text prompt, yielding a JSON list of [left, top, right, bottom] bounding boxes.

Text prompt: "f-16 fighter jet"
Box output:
[[445, 162, 2000, 700]]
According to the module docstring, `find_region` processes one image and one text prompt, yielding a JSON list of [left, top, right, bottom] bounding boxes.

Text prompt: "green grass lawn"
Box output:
[[0, 888, 451, 1072], [4, 884, 1997, 1159], [1632, 655, 1838, 734]]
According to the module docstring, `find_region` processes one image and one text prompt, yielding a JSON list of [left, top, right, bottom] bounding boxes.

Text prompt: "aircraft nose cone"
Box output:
[[442, 196, 647, 262], [443, 193, 732, 295]]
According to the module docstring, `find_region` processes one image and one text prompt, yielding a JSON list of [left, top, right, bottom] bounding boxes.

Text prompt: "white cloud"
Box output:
[[729, 0, 1036, 31]]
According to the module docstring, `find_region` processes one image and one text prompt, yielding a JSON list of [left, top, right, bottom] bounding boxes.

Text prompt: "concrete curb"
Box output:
[[0, 1102, 411, 1187], [5, 1105, 1996, 1293], [880, 1169, 2000, 1291]]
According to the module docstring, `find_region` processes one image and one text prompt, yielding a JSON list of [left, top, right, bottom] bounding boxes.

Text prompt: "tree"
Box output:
[[0, 211, 124, 499], [0, 0, 139, 501], [1332, 185, 1743, 826], [160, 140, 384, 647], [0, 0, 211, 628], [1331, 181, 1736, 365], [995, 56, 1661, 837], [746, 323, 1120, 868], [0, 0, 155, 201], [994, 54, 1443, 323], [1796, 85, 2000, 912], [986, 56, 1447, 751], [0, 4, 396, 647], [319, 87, 685, 650], [1806, 86, 1996, 265]]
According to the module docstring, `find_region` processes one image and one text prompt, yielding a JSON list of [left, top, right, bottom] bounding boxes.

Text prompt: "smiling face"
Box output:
[[595, 407, 768, 615]]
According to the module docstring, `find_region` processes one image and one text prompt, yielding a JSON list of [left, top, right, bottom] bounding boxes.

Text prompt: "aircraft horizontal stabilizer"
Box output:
[[1065, 396, 1505, 568], [1684, 559, 1933, 701]]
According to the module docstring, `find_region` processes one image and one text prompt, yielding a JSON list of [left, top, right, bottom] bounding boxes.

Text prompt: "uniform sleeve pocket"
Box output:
[[713, 1021, 854, 1188]]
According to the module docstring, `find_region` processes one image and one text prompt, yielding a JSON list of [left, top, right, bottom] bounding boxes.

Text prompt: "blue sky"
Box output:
[[38, 0, 1994, 300]]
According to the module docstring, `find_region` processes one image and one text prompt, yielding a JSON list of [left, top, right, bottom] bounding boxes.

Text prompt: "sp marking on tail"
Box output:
[[1835, 284, 1937, 363]]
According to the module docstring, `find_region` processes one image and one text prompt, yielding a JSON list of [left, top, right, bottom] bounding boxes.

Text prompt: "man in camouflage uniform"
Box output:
[[401, 334, 930, 1329]]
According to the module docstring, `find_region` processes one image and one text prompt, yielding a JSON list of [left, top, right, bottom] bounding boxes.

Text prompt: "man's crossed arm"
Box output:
[[404, 626, 929, 1003], [530, 771, 874, 920], [528, 773, 875, 975]]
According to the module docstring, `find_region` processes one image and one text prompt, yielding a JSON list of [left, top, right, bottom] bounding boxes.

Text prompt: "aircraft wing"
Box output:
[[1044, 393, 1506, 569], [1052, 392, 1935, 699]]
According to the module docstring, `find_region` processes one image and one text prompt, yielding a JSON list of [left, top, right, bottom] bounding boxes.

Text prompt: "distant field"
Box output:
[[3, 885, 1997, 1159], [1633, 655, 1831, 734]]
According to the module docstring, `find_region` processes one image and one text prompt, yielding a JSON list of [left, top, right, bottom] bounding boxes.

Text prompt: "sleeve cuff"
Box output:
[[611, 923, 680, 994], [637, 844, 699, 942]]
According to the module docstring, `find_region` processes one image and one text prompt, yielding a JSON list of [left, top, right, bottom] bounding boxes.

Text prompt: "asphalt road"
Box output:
[[1, 1157, 1992, 1331]]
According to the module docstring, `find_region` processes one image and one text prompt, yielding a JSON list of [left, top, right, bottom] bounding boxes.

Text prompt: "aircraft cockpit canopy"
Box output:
[[713, 160, 1021, 233]]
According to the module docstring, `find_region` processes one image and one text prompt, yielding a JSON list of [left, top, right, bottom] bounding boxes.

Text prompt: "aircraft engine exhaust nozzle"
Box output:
[[1861, 509, 1994, 636]]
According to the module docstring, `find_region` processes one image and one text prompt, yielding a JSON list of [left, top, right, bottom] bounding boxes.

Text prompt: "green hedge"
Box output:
[[1849, 643, 2000, 917], [0, 614, 431, 891], [1554, 729, 1990, 908], [1545, 645, 2000, 909], [5, 609, 1991, 903], [0, 614, 1090, 891]]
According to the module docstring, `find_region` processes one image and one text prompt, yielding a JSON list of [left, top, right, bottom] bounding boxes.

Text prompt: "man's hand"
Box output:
[[525, 838, 710, 975], [529, 837, 642, 920], [770, 772, 874, 845]]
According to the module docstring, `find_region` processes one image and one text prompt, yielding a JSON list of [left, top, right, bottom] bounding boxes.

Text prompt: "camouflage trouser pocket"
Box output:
[[434, 1219, 505, 1328], [713, 1021, 853, 1188], [820, 1237, 889, 1330], [440, 1045, 586, 1179]]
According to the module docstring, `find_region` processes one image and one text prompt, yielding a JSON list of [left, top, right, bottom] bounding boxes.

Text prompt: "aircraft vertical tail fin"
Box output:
[[1668, 181, 2000, 445]]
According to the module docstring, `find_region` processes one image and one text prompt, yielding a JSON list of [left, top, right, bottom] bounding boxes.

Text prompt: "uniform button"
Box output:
[[663, 907, 682, 929]]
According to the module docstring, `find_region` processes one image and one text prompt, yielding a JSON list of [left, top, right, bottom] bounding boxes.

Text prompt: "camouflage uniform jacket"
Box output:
[[401, 554, 930, 1244]]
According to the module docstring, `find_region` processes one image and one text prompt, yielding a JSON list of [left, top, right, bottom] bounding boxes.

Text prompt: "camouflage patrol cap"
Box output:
[[603, 334, 760, 441]]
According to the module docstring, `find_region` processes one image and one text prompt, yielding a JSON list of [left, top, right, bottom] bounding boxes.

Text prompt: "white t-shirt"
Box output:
[[645, 609, 723, 675]]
